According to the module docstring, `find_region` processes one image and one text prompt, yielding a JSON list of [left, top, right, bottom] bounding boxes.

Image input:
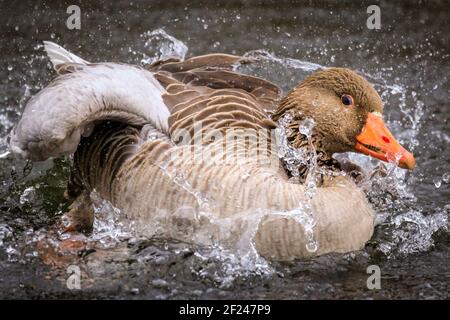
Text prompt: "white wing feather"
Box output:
[[10, 42, 170, 161], [43, 41, 89, 67]]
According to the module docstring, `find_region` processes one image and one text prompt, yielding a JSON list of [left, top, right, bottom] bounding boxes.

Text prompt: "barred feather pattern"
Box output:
[[12, 45, 375, 260]]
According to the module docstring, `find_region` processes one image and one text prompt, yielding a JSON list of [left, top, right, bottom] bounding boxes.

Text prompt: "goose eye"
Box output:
[[341, 94, 354, 106]]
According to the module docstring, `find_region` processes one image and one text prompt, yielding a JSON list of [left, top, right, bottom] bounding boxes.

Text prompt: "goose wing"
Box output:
[[149, 54, 282, 147], [10, 42, 170, 161], [10, 42, 282, 162]]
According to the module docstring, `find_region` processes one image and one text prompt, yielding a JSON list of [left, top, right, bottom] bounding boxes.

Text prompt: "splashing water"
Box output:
[[19, 186, 36, 205], [126, 156, 275, 277], [298, 118, 315, 138], [335, 73, 447, 257], [193, 244, 273, 288], [138, 28, 188, 65], [88, 192, 133, 249], [157, 158, 214, 214], [0, 224, 13, 248], [271, 205, 319, 253], [275, 113, 306, 178], [1, 29, 448, 292], [374, 210, 448, 257], [236, 50, 322, 93], [263, 50, 448, 258], [243, 50, 322, 72], [274, 114, 321, 252]]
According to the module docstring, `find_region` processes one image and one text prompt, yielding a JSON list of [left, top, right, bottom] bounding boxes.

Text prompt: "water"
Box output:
[[138, 28, 188, 65], [0, 1, 449, 299]]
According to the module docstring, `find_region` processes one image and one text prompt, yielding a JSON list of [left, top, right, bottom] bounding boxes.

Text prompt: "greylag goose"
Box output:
[[10, 42, 415, 261]]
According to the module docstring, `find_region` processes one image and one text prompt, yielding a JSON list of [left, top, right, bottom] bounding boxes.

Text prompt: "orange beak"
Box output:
[[355, 113, 416, 170]]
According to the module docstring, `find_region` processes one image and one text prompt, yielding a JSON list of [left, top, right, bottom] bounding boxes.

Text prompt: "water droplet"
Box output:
[[130, 288, 140, 295], [298, 118, 315, 138], [0, 151, 10, 159], [306, 239, 318, 252], [304, 228, 318, 252], [442, 172, 450, 184], [0, 224, 13, 248], [19, 187, 35, 205], [433, 177, 441, 188], [7, 65, 13, 71], [139, 28, 188, 65]]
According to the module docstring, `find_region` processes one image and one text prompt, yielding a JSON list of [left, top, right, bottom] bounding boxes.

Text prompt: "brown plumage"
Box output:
[[10, 42, 415, 261]]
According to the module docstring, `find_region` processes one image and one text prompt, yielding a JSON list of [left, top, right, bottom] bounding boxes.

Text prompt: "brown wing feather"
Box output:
[[149, 53, 281, 151], [150, 53, 242, 73]]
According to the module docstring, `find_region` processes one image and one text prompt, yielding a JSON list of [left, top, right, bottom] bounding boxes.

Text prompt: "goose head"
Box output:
[[272, 67, 416, 170]]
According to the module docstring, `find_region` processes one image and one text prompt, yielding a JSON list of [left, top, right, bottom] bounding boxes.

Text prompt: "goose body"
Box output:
[[10, 42, 415, 261]]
